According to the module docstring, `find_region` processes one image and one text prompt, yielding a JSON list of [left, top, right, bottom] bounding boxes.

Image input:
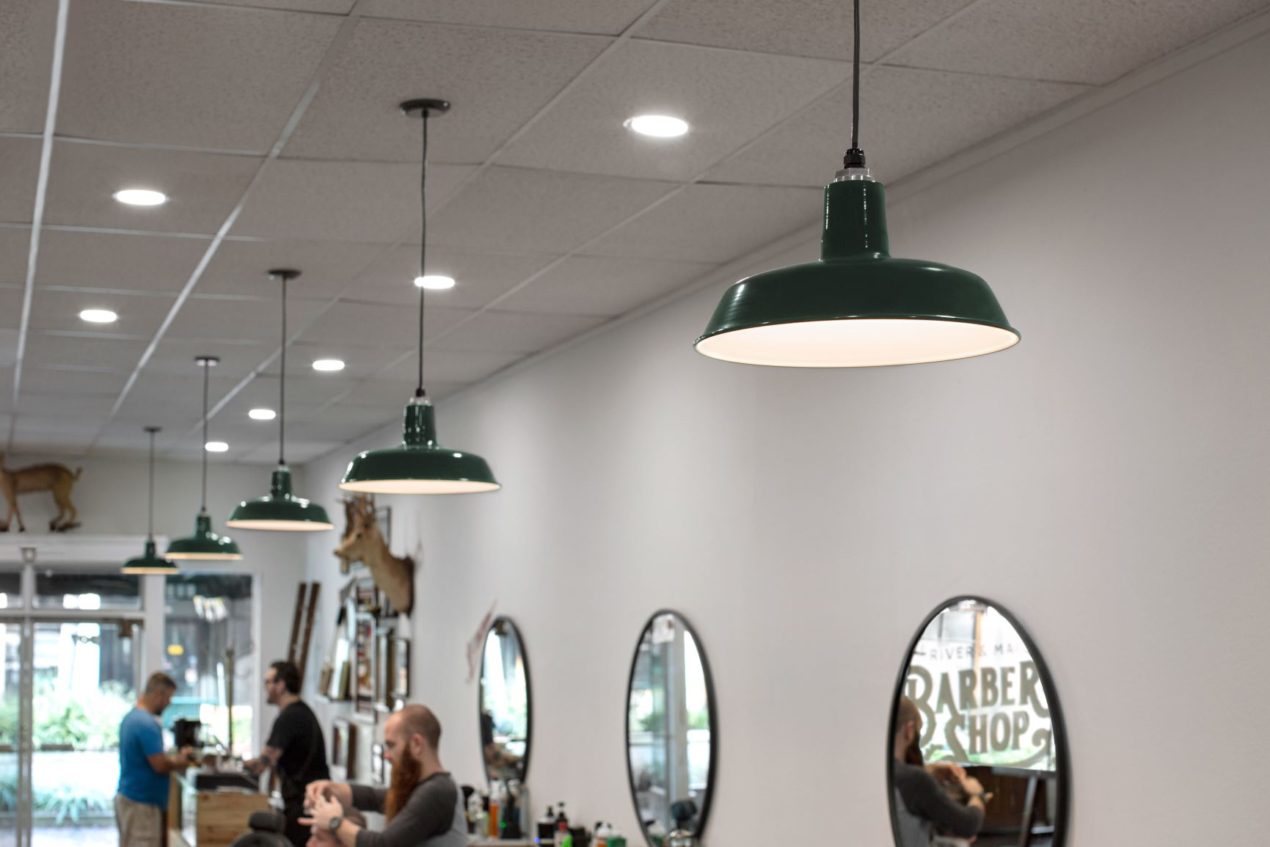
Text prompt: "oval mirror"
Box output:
[[888, 597, 1069, 847], [479, 616, 531, 783], [625, 610, 717, 846]]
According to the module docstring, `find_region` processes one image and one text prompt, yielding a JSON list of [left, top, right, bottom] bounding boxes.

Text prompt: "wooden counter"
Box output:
[[168, 770, 271, 847]]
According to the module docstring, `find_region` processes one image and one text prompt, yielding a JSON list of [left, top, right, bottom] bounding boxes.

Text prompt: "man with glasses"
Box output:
[[246, 660, 330, 847]]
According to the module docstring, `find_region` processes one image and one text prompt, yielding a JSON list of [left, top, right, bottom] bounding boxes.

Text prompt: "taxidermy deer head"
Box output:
[[334, 495, 414, 615]]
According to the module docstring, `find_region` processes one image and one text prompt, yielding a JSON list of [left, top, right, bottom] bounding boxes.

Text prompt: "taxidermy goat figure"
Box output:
[[0, 452, 82, 533], [334, 495, 414, 615]]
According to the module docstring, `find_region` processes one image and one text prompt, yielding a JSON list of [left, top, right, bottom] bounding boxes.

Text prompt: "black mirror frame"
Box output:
[[478, 614, 532, 785], [885, 595, 1071, 847], [623, 609, 719, 847]]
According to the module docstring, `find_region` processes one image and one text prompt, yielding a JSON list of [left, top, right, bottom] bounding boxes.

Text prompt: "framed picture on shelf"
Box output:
[[390, 637, 410, 704], [324, 598, 356, 701], [374, 631, 393, 712], [331, 719, 356, 781], [354, 611, 377, 716]]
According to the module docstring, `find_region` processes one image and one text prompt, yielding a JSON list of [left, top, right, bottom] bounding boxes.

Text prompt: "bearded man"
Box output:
[[302, 704, 466, 847]]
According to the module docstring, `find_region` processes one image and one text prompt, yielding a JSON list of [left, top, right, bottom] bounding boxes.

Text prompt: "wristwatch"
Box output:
[[328, 815, 344, 833]]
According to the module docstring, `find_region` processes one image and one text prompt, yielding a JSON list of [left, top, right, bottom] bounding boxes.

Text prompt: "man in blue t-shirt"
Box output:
[[116, 672, 198, 847]]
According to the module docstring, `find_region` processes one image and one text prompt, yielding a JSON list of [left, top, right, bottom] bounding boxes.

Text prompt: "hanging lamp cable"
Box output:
[[844, 0, 866, 169], [279, 273, 287, 466], [416, 110, 429, 400], [199, 358, 210, 512], [145, 426, 159, 540]]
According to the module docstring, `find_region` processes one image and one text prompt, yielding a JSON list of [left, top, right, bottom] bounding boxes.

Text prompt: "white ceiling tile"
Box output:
[[638, 0, 977, 61], [282, 18, 610, 162], [58, 1, 342, 150], [11, 416, 97, 450], [147, 339, 269, 381], [294, 300, 467, 351], [0, 0, 58, 133], [0, 288, 23, 331], [345, 245, 559, 310], [248, 371, 361, 404], [707, 66, 1089, 187], [0, 229, 30, 285], [0, 139, 41, 224], [231, 160, 476, 243], [498, 255, 714, 316], [116, 371, 240, 421], [27, 289, 176, 336], [200, 239, 387, 300], [24, 332, 148, 372], [288, 402, 398, 430], [243, 439, 342, 464], [360, 0, 657, 35], [382, 349, 526, 384], [885, 0, 1270, 85], [435, 310, 608, 354], [586, 184, 821, 262], [44, 142, 262, 235], [35, 230, 209, 294], [335, 379, 421, 409], [0, 369, 14, 413], [20, 367, 130, 397], [17, 393, 117, 419], [497, 40, 850, 181], [263, 344, 411, 380], [165, 295, 329, 342], [429, 167, 677, 254]]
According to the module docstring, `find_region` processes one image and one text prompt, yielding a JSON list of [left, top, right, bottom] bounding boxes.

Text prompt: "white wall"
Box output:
[[297, 27, 1270, 846], [2, 452, 313, 751]]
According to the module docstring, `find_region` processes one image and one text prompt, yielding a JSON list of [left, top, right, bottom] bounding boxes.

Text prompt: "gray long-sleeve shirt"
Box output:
[[893, 762, 984, 840], [350, 771, 467, 847]]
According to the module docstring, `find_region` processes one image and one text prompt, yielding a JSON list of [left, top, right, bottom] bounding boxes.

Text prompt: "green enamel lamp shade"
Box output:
[[167, 511, 243, 560], [122, 540, 179, 575], [227, 466, 333, 531], [340, 396, 500, 495], [695, 177, 1019, 367]]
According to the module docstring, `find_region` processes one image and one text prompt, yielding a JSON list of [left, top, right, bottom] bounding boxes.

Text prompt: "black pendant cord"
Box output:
[[279, 274, 287, 466], [844, 0, 866, 169], [416, 111, 429, 401], [145, 426, 159, 540], [200, 361, 210, 513]]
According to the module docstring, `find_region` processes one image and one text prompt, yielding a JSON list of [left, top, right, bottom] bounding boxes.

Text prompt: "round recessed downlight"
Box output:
[[79, 308, 118, 324], [113, 188, 168, 207], [204, 441, 229, 453], [312, 359, 345, 373], [623, 114, 689, 138], [248, 408, 276, 421], [414, 275, 456, 290]]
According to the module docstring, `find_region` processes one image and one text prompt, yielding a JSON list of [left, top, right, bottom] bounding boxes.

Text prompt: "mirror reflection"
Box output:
[[626, 610, 716, 846], [890, 597, 1067, 847], [479, 616, 530, 782]]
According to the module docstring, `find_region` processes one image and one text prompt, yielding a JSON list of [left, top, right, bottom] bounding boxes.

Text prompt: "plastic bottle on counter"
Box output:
[[553, 803, 570, 847], [606, 826, 626, 847], [595, 821, 611, 847], [467, 791, 484, 834], [538, 806, 556, 843], [489, 780, 504, 838]]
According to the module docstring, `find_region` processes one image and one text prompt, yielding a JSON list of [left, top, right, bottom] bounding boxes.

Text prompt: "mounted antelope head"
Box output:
[[334, 495, 414, 615]]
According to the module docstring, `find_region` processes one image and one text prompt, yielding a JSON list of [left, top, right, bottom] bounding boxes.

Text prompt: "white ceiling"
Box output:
[[3, 0, 1268, 464]]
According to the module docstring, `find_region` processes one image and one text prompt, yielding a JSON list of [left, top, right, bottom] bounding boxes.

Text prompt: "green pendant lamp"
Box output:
[[694, 0, 1019, 367], [340, 98, 499, 495], [227, 270, 334, 531], [167, 355, 243, 560], [122, 426, 179, 575]]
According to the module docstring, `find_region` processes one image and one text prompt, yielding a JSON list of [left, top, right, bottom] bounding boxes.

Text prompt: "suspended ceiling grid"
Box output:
[[1, 0, 1267, 463]]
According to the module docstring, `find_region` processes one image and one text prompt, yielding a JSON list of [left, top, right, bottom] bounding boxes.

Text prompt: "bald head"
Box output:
[[392, 704, 442, 752]]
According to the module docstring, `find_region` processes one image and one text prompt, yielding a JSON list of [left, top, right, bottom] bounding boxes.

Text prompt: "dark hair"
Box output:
[[144, 672, 177, 695], [269, 661, 302, 695]]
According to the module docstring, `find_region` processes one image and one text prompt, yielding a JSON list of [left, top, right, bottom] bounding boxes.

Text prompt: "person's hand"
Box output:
[[310, 793, 343, 834], [243, 757, 264, 775], [305, 780, 334, 809], [962, 776, 985, 796]]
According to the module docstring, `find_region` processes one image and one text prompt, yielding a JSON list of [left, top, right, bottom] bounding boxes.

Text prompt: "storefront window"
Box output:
[[33, 571, 141, 610]]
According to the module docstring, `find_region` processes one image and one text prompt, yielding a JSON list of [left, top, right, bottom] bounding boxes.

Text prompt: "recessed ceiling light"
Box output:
[[204, 441, 229, 453], [113, 188, 168, 207], [248, 408, 276, 421], [79, 308, 118, 324], [623, 114, 689, 139], [312, 359, 345, 372], [413, 275, 456, 290]]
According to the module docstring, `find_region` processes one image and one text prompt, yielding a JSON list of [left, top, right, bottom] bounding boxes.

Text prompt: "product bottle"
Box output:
[[466, 791, 483, 835], [595, 821, 610, 847], [538, 806, 556, 844], [489, 780, 503, 838], [607, 826, 626, 847], [553, 803, 569, 847]]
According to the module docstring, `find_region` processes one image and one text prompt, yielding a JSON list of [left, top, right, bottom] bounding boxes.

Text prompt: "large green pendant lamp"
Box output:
[[227, 270, 334, 531], [340, 98, 499, 495], [694, 0, 1019, 367], [167, 355, 243, 560], [122, 426, 179, 575]]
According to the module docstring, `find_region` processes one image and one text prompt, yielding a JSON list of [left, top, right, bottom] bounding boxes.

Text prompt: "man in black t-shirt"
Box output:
[[246, 660, 330, 847]]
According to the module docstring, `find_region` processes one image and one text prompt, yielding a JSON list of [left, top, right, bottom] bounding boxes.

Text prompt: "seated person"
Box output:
[[302, 704, 466, 847], [891, 696, 988, 847], [480, 711, 522, 780]]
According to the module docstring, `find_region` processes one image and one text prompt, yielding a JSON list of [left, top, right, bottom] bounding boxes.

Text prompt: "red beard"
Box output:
[[384, 746, 422, 822]]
